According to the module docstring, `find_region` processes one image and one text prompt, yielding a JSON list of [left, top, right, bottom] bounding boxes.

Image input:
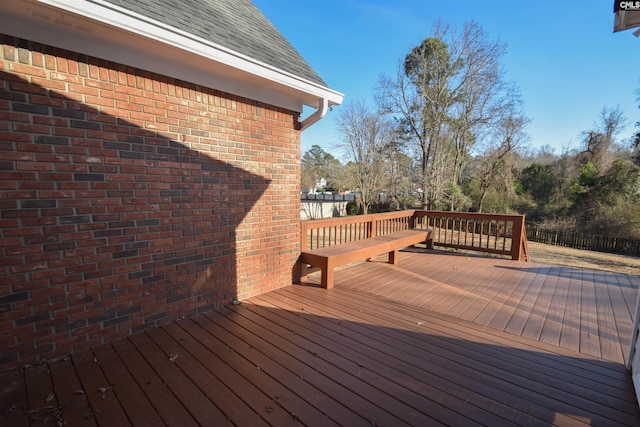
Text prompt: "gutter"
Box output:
[[300, 98, 329, 131]]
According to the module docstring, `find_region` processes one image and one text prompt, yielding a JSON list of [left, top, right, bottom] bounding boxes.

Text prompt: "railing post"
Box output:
[[510, 215, 527, 261], [301, 222, 308, 252]]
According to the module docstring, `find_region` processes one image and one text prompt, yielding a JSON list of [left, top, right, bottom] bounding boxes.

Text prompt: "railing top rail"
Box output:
[[301, 210, 417, 230], [414, 210, 525, 221]]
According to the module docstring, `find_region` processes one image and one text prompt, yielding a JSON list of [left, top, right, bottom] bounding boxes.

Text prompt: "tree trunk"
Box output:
[[477, 189, 487, 213]]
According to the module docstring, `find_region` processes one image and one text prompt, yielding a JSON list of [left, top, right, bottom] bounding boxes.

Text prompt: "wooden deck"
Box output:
[[1, 250, 639, 426]]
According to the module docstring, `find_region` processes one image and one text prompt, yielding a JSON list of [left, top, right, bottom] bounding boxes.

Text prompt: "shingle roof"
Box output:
[[101, 0, 327, 87]]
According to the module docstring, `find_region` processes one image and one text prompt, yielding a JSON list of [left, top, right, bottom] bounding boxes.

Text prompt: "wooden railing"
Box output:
[[413, 210, 529, 261], [301, 210, 530, 261]]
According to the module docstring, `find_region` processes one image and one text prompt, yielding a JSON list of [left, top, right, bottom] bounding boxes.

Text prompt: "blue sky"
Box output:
[[253, 1, 639, 157]]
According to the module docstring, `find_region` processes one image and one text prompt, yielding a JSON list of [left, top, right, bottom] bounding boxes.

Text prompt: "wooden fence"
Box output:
[[526, 227, 640, 256], [301, 210, 530, 261]]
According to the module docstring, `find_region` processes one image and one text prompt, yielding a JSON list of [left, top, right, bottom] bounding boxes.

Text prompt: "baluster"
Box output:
[[501, 220, 507, 251]]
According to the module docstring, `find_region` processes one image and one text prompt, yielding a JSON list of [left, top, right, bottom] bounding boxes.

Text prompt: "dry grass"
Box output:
[[527, 241, 640, 276]]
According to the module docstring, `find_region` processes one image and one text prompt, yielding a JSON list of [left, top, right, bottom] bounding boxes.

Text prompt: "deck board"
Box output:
[[537, 266, 570, 347], [594, 271, 626, 363], [521, 265, 561, 342], [559, 268, 582, 354], [2, 250, 639, 426], [579, 269, 603, 360]]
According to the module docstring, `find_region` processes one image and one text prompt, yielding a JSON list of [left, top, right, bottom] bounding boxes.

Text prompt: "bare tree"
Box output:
[[377, 23, 451, 209], [383, 149, 418, 209], [336, 100, 396, 214], [448, 23, 512, 187], [475, 111, 529, 213], [579, 106, 626, 172], [376, 21, 513, 210]]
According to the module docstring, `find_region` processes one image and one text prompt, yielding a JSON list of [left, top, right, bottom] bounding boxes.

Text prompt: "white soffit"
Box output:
[[0, 0, 343, 113]]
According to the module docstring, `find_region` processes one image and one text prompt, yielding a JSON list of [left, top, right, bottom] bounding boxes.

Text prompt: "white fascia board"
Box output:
[[615, 9, 640, 32], [2, 0, 344, 112]]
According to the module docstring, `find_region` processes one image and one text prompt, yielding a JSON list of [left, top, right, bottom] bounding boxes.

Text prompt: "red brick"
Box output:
[[0, 35, 300, 372], [12, 123, 51, 134], [32, 116, 68, 127], [67, 59, 79, 75], [29, 94, 66, 108], [9, 62, 47, 78]]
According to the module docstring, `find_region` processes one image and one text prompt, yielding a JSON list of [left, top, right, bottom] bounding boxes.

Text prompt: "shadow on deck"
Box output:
[[1, 250, 639, 426]]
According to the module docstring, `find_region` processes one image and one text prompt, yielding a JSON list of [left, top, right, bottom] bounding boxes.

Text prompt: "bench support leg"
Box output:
[[299, 262, 308, 284], [321, 268, 334, 289], [389, 250, 399, 264]]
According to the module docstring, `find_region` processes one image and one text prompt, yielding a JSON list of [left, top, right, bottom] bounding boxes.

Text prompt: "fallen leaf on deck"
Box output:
[[98, 385, 113, 400]]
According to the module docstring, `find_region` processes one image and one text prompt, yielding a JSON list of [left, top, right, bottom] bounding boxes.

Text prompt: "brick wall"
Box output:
[[0, 35, 302, 371]]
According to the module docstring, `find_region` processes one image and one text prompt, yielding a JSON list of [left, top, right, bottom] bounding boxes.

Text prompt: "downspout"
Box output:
[[300, 98, 328, 131]]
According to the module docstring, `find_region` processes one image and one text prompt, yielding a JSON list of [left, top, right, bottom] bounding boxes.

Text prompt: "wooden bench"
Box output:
[[300, 228, 433, 289]]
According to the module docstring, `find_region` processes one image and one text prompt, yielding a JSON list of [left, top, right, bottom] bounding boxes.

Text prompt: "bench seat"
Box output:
[[300, 228, 433, 289]]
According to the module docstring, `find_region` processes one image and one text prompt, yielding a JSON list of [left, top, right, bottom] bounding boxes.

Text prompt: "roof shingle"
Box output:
[[101, 0, 327, 87]]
